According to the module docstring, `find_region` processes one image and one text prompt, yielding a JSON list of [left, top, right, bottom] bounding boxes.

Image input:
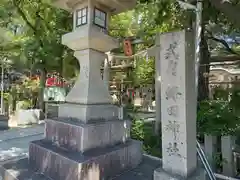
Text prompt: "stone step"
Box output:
[[0, 125, 44, 142], [28, 139, 142, 180], [45, 118, 131, 153], [58, 103, 119, 123], [0, 155, 160, 180]]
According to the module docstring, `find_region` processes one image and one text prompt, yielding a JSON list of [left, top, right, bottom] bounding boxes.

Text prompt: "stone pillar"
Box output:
[[104, 52, 112, 88], [142, 86, 148, 110], [58, 49, 118, 122], [154, 30, 205, 179], [204, 135, 217, 170], [221, 136, 235, 176], [147, 86, 153, 111], [66, 50, 111, 104], [134, 89, 141, 106], [155, 40, 161, 134], [147, 42, 161, 134], [116, 58, 121, 66]]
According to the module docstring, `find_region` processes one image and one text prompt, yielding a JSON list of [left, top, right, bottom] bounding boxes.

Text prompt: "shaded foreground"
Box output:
[[0, 155, 161, 180]]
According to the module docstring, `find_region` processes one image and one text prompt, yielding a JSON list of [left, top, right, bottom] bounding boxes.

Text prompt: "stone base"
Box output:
[[58, 103, 119, 123], [28, 139, 142, 180], [45, 118, 131, 152], [154, 167, 206, 180], [0, 155, 159, 180]]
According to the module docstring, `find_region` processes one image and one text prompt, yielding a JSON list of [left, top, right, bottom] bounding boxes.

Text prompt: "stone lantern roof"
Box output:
[[52, 0, 136, 14]]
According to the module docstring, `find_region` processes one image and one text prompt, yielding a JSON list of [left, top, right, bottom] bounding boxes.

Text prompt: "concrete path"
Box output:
[[0, 125, 44, 164]]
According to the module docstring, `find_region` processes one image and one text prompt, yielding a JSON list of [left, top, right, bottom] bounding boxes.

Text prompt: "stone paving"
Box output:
[[0, 125, 161, 180], [0, 125, 44, 164]]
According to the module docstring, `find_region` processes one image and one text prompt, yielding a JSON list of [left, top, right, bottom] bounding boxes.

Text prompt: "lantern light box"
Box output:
[[76, 7, 88, 27]]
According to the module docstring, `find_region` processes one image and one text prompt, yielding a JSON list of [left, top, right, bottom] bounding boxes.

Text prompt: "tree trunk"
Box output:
[[197, 0, 211, 102], [198, 24, 210, 101], [38, 67, 47, 112]]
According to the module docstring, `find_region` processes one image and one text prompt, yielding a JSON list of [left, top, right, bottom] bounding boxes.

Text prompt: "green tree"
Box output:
[[133, 57, 155, 86], [110, 2, 183, 86], [0, 0, 79, 110], [137, 0, 240, 101]]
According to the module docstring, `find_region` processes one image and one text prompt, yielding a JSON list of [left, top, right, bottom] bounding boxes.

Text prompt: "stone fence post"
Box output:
[[204, 135, 217, 171], [221, 135, 236, 177]]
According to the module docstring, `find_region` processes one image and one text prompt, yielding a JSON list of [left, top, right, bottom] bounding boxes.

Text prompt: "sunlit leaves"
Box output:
[[197, 100, 240, 136], [110, 11, 138, 38], [133, 57, 155, 86]]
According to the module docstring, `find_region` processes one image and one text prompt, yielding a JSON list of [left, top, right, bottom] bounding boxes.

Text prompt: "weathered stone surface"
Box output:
[[204, 135, 217, 171], [45, 118, 131, 152], [159, 30, 196, 177], [154, 167, 206, 180], [0, 159, 49, 180], [28, 139, 142, 180], [9, 109, 44, 127], [58, 103, 119, 123], [63, 49, 112, 105], [0, 125, 43, 143], [221, 136, 235, 177], [45, 103, 59, 118], [0, 155, 159, 180]]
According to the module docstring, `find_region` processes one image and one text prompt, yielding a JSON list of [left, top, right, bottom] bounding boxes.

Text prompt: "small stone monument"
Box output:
[[1, 0, 142, 180], [154, 30, 205, 179]]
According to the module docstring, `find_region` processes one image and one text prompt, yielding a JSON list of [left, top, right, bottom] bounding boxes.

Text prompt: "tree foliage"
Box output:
[[0, 0, 80, 109], [0, 0, 239, 112], [0, 0, 80, 76], [133, 57, 155, 86], [197, 100, 240, 136]]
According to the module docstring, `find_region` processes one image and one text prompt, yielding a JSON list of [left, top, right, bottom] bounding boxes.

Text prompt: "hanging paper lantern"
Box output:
[[123, 39, 133, 56], [46, 77, 55, 87]]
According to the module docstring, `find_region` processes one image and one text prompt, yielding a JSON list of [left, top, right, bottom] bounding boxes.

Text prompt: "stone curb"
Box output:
[[0, 125, 44, 143]]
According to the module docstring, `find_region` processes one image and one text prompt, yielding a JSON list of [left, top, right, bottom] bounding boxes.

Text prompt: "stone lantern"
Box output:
[[51, 0, 136, 121], [27, 0, 142, 180]]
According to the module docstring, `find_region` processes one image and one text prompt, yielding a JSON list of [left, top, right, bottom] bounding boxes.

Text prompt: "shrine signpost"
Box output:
[[154, 30, 205, 180]]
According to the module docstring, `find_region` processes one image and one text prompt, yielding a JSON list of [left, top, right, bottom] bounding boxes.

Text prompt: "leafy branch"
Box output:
[[12, 0, 37, 33], [209, 0, 240, 28], [12, 0, 44, 48], [206, 29, 240, 56]]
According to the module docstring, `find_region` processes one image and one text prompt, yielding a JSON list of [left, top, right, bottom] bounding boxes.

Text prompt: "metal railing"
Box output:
[[197, 140, 240, 180], [196, 140, 217, 180]]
